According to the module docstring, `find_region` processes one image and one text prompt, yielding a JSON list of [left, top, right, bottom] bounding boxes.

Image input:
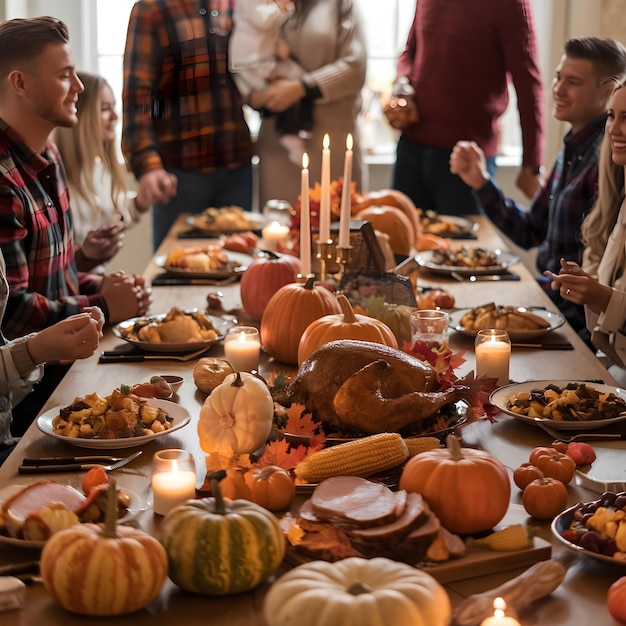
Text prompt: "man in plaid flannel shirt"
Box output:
[[450, 37, 626, 345]]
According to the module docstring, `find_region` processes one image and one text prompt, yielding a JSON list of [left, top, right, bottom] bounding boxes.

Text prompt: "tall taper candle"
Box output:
[[319, 133, 331, 242], [338, 133, 353, 248], [300, 153, 311, 275]]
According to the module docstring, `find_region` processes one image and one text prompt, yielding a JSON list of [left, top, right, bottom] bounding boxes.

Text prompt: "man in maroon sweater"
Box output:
[[386, 0, 544, 216]]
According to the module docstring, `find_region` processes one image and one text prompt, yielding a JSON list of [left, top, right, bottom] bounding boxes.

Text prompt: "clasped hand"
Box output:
[[99, 271, 152, 323]]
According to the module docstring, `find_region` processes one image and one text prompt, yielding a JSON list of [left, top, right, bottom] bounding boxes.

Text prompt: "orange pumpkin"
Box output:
[[240, 251, 302, 320], [352, 188, 421, 242], [398, 435, 510, 534], [522, 477, 568, 519], [260, 275, 341, 365], [529, 447, 576, 484], [244, 465, 295, 511], [297, 293, 398, 364], [513, 463, 544, 491], [355, 206, 415, 255]]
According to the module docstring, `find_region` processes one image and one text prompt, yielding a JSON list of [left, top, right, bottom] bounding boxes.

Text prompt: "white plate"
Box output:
[[113, 310, 232, 353], [551, 503, 626, 567], [420, 213, 479, 238], [37, 399, 191, 449], [449, 307, 565, 341], [490, 380, 626, 430], [186, 211, 267, 234], [154, 250, 252, 278], [0, 484, 148, 549], [415, 249, 519, 275]]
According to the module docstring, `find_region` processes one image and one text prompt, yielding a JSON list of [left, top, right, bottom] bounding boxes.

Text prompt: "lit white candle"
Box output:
[[319, 133, 331, 242], [261, 221, 289, 251], [224, 326, 261, 372], [300, 153, 311, 274], [338, 133, 353, 248], [475, 331, 511, 387], [479, 598, 521, 626], [152, 460, 197, 516]]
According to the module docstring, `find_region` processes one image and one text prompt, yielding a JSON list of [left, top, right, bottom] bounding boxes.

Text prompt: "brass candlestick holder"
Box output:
[[335, 245, 352, 281], [315, 238, 334, 282]]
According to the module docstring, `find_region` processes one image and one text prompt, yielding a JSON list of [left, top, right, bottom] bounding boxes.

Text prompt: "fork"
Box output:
[[536, 420, 625, 442], [18, 450, 143, 474]]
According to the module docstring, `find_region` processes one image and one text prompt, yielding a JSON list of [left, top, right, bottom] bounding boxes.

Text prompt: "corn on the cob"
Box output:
[[404, 436, 441, 457], [466, 524, 531, 551], [294, 432, 409, 483]]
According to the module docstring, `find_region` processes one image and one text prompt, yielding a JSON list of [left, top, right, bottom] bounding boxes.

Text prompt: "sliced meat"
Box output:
[[3, 481, 86, 538], [311, 477, 403, 527], [348, 492, 428, 542], [441, 526, 467, 559]]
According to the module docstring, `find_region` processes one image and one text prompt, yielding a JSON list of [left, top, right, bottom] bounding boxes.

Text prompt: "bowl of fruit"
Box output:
[[552, 491, 626, 565]]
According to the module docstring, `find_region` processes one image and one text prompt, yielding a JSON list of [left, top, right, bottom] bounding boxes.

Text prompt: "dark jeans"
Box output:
[[392, 135, 496, 216], [152, 164, 253, 250]]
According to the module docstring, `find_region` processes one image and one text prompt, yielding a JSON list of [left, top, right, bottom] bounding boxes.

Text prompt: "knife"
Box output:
[[450, 271, 520, 282], [22, 455, 124, 466], [522, 344, 573, 350]]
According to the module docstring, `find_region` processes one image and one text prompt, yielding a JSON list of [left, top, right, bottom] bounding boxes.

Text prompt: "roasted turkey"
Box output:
[[275, 339, 471, 434]]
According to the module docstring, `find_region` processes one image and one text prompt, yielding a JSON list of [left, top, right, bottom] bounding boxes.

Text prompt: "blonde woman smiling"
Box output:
[[55, 72, 150, 272]]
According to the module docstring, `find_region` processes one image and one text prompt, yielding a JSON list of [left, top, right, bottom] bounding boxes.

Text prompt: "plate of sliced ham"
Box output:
[[0, 482, 146, 548]]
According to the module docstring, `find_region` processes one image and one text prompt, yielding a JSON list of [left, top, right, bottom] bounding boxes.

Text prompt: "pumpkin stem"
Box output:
[[446, 434, 464, 461], [337, 293, 358, 323], [102, 477, 119, 539], [303, 275, 316, 290], [231, 371, 244, 388], [261, 250, 281, 260], [210, 470, 228, 515], [347, 581, 373, 596]]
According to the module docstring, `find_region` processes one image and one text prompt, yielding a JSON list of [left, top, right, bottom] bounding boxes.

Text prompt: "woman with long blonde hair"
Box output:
[[546, 81, 626, 382], [55, 72, 150, 272]]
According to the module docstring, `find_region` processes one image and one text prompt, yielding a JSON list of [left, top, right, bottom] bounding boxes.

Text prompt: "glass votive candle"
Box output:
[[410, 309, 449, 351], [475, 329, 511, 387], [151, 449, 197, 516], [223, 326, 261, 372], [261, 221, 290, 251]]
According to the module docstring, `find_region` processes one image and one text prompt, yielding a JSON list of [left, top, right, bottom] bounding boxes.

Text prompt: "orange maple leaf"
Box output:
[[256, 438, 310, 470], [285, 404, 323, 436]]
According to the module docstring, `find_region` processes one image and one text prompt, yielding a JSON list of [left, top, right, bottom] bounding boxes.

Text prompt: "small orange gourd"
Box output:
[[244, 465, 296, 511], [399, 435, 510, 534], [260, 275, 341, 365], [298, 294, 398, 364]]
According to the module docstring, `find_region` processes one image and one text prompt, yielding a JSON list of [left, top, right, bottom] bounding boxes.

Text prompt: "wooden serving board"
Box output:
[[419, 536, 551, 584], [283, 504, 552, 585]]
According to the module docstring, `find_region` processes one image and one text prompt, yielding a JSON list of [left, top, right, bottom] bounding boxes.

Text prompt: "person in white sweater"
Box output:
[[54, 72, 150, 273], [250, 0, 367, 207], [546, 81, 626, 383], [0, 252, 103, 448]]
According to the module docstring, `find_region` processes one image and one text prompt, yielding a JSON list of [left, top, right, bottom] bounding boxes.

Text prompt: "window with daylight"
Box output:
[[95, 0, 522, 159]]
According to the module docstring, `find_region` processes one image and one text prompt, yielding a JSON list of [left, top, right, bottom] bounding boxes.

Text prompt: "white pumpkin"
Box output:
[[263, 557, 451, 626], [197, 372, 274, 456]]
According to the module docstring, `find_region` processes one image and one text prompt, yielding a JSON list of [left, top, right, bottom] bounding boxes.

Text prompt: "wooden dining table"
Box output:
[[1, 214, 625, 625]]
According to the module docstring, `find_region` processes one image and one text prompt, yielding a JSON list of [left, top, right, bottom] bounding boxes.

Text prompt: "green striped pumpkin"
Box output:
[[159, 472, 285, 595]]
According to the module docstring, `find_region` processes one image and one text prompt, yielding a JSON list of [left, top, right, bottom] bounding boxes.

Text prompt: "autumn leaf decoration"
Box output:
[[257, 402, 326, 471]]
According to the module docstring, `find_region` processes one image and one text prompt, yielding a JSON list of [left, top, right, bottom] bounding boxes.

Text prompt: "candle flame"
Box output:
[[323, 133, 330, 149], [238, 331, 247, 342], [346, 133, 353, 150], [171, 459, 179, 473], [493, 597, 506, 617], [302, 152, 309, 169]]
